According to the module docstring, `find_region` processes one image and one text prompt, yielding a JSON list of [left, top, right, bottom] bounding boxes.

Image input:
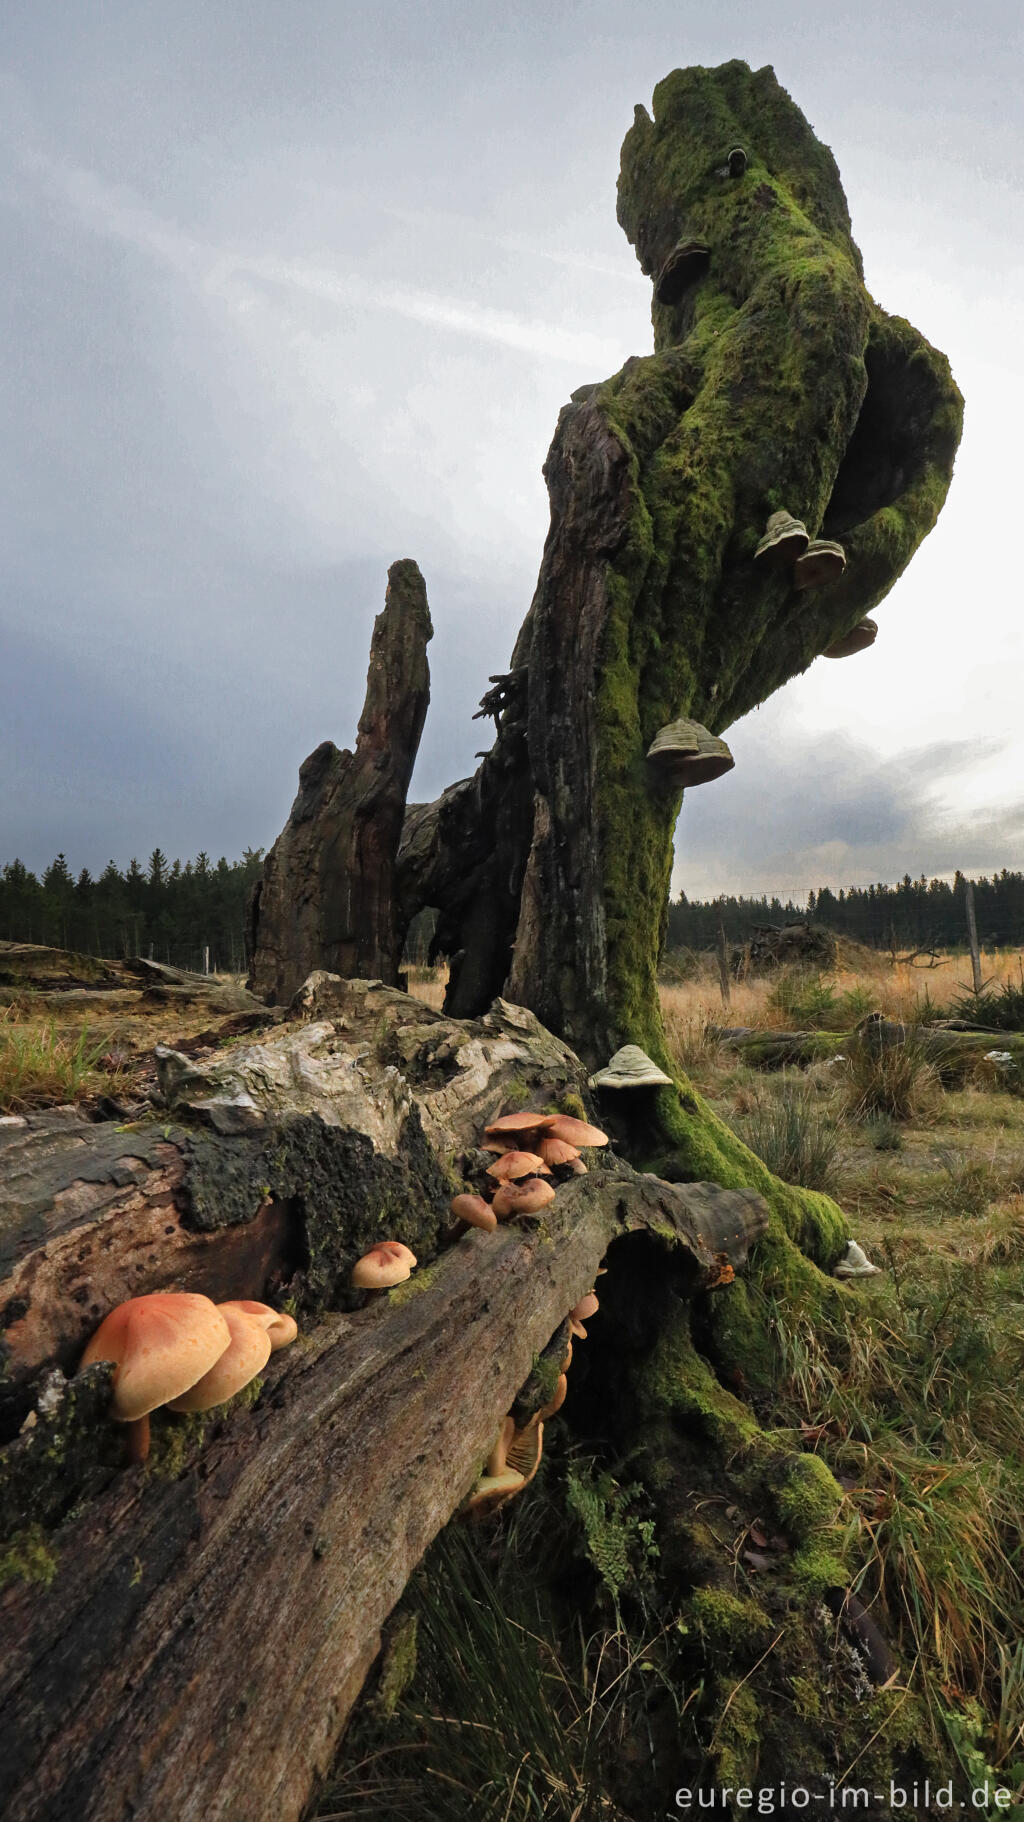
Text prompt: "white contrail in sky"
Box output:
[[18, 144, 626, 368]]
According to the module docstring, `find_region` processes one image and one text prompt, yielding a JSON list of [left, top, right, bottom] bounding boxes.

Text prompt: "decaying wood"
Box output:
[[0, 975, 768, 1822], [0, 1111, 297, 1423], [711, 1020, 1024, 1071], [247, 560, 433, 1004]]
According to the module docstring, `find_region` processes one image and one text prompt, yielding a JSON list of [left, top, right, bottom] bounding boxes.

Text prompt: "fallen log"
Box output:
[[711, 1021, 1024, 1075], [0, 976, 767, 1822]]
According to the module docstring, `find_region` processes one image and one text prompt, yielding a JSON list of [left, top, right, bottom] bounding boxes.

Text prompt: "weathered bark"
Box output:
[[0, 981, 767, 1822], [247, 560, 432, 1003]]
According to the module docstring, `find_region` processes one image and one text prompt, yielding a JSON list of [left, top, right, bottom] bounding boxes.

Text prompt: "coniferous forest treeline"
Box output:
[[1, 852, 1022, 974], [667, 870, 1024, 953], [0, 849, 266, 975]]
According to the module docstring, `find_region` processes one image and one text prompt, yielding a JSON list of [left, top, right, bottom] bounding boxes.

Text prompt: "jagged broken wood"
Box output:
[[247, 559, 433, 1004]]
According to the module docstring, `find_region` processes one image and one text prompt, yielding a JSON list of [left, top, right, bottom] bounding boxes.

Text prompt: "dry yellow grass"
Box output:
[[406, 950, 1024, 1032], [660, 947, 1024, 1031], [406, 965, 446, 1011]]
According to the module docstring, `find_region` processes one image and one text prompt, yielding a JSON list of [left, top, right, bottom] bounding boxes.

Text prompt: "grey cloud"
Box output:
[[675, 719, 1021, 901]]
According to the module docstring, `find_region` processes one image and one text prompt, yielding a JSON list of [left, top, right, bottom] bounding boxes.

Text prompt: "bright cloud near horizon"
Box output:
[[1, 1, 1021, 904]]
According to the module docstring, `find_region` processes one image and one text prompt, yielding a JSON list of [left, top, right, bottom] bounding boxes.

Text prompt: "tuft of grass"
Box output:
[[318, 1523, 680, 1821], [932, 1148, 994, 1220], [0, 1006, 109, 1113], [845, 1034, 943, 1124], [662, 1001, 722, 1077], [864, 1111, 904, 1152], [736, 1075, 841, 1191]]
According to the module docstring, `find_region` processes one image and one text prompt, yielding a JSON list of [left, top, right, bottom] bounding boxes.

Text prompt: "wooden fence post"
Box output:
[[964, 880, 983, 995]]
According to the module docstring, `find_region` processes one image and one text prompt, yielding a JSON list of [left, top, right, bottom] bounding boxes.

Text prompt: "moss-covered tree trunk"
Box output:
[[400, 61, 962, 1102]]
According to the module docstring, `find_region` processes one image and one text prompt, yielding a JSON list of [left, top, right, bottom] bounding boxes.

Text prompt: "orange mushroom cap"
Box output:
[[167, 1303, 272, 1413], [542, 1115, 608, 1148], [351, 1242, 417, 1288], [483, 1111, 556, 1138], [220, 1299, 298, 1351], [537, 1373, 568, 1420], [80, 1292, 232, 1426], [485, 1150, 550, 1181], [492, 1177, 557, 1218], [536, 1136, 582, 1168], [572, 1292, 600, 1322], [450, 1193, 498, 1231]]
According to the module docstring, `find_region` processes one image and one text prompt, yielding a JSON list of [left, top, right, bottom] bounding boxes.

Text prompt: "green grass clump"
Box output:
[[737, 1076, 841, 1192], [845, 1034, 943, 1123], [761, 1253, 1024, 1792], [0, 1007, 108, 1112], [319, 1525, 681, 1822]]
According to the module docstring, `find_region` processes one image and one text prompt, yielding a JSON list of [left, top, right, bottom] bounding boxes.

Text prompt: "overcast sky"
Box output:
[[1, 1, 1021, 902]]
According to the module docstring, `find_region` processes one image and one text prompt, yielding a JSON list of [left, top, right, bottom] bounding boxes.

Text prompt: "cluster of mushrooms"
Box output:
[[347, 1106, 611, 1518], [453, 1106, 609, 1519], [79, 1291, 298, 1464], [460, 1280, 602, 1520]]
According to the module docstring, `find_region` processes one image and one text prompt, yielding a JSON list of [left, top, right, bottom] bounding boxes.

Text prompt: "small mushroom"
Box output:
[[541, 1114, 608, 1149], [460, 1466, 527, 1518], [486, 1414, 517, 1477], [536, 1136, 582, 1170], [536, 1373, 568, 1420], [220, 1300, 298, 1351], [754, 510, 809, 566], [589, 1045, 673, 1090], [450, 1193, 498, 1232], [167, 1302, 273, 1413], [505, 1420, 544, 1488], [486, 1150, 550, 1182], [646, 719, 734, 788], [483, 1111, 556, 1141], [572, 1292, 600, 1322], [492, 1176, 557, 1218], [79, 1291, 233, 1464], [823, 617, 877, 659], [793, 538, 846, 589], [351, 1242, 417, 1289], [654, 238, 711, 306]]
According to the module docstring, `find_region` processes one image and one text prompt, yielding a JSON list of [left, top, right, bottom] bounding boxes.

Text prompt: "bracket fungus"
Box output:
[[589, 1045, 673, 1091], [646, 719, 734, 787], [654, 237, 711, 306], [834, 1239, 883, 1279], [79, 1291, 233, 1465], [350, 1242, 417, 1290], [793, 538, 847, 589], [824, 617, 878, 658], [754, 510, 809, 566]]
